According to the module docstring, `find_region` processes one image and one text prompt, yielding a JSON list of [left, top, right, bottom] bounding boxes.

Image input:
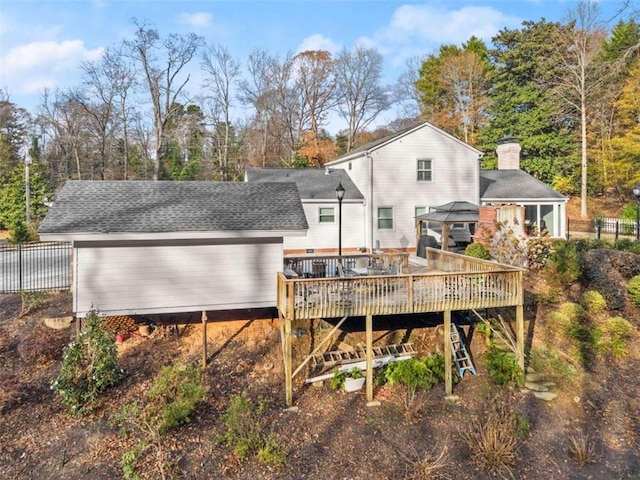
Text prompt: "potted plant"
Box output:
[[331, 367, 365, 392]]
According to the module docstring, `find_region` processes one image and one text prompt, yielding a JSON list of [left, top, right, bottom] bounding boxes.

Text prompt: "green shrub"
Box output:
[[529, 346, 576, 381], [378, 355, 445, 415], [219, 393, 288, 466], [544, 311, 572, 337], [465, 242, 491, 260], [51, 310, 123, 416], [146, 363, 207, 433], [580, 290, 607, 314], [628, 275, 640, 307], [598, 316, 634, 357], [545, 240, 582, 285], [8, 220, 31, 244], [484, 349, 522, 387], [558, 302, 586, 323], [378, 355, 445, 388]]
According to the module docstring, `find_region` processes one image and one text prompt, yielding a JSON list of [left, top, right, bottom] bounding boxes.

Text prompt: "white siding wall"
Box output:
[[74, 240, 282, 316], [333, 125, 480, 251], [284, 201, 366, 251]]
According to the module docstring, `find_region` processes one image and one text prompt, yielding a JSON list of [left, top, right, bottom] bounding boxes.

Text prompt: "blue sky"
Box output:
[[0, 0, 634, 118]]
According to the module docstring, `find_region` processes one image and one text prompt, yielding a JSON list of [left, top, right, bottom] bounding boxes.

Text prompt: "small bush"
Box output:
[[580, 290, 607, 314], [18, 324, 68, 365], [529, 346, 577, 381], [146, 363, 208, 433], [484, 349, 522, 387], [545, 240, 582, 285], [19, 291, 49, 317], [8, 220, 31, 244], [461, 400, 522, 477], [399, 445, 449, 480], [51, 310, 123, 416], [544, 311, 572, 337], [465, 242, 491, 260], [628, 275, 640, 307], [378, 355, 445, 415], [558, 302, 586, 324], [568, 433, 595, 467], [597, 316, 634, 357], [219, 393, 288, 466]]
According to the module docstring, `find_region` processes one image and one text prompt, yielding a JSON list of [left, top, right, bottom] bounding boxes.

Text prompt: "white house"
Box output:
[[38, 181, 307, 317], [245, 168, 365, 254], [246, 123, 567, 253]]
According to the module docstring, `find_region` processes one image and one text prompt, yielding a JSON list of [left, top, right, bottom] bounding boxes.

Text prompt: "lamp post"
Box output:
[[336, 182, 345, 261], [633, 184, 640, 241]]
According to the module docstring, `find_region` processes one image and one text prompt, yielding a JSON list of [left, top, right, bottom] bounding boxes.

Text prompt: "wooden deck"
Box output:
[[277, 248, 525, 406], [277, 248, 524, 320]]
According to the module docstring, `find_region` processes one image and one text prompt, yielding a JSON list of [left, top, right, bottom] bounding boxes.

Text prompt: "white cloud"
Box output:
[[297, 34, 341, 55], [178, 12, 214, 28], [0, 40, 104, 94], [360, 3, 522, 67]]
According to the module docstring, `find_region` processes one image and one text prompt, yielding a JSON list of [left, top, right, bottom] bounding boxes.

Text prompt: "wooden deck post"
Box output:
[[201, 311, 208, 368], [516, 304, 525, 377], [284, 317, 293, 406], [443, 310, 452, 396], [365, 314, 373, 402]]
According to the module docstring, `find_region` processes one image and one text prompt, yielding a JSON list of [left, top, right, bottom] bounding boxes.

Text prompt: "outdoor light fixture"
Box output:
[[336, 181, 345, 259], [633, 184, 640, 241]]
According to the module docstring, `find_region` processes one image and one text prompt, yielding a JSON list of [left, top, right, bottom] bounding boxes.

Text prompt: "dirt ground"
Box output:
[[1, 273, 640, 480]]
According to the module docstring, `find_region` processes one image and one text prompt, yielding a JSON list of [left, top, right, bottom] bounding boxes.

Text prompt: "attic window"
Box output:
[[417, 159, 432, 181]]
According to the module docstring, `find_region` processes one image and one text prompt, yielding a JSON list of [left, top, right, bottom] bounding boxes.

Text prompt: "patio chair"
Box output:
[[355, 257, 370, 269]]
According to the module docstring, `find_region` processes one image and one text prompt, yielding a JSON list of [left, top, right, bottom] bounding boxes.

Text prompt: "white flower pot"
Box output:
[[344, 377, 365, 392]]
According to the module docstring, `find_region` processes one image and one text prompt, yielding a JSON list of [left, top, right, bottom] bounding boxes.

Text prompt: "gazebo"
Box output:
[[416, 201, 479, 251]]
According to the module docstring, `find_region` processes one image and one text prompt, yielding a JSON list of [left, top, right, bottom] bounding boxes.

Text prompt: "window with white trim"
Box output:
[[377, 207, 394, 229], [319, 207, 335, 223], [417, 159, 432, 181], [415, 206, 427, 230]]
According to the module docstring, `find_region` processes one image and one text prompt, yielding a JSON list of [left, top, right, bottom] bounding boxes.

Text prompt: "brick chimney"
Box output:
[[496, 135, 521, 170]]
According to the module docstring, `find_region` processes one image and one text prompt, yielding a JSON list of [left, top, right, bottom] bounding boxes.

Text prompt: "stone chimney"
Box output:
[[496, 135, 521, 170]]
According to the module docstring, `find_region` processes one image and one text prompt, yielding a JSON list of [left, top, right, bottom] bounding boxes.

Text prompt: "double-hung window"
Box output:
[[319, 207, 335, 223], [417, 159, 432, 181], [377, 207, 393, 229]]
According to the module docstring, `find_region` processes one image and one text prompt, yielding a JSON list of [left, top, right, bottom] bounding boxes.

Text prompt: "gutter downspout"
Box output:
[[367, 151, 374, 252]]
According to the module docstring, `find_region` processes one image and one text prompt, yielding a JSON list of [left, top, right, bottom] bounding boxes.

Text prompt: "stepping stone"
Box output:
[[542, 381, 557, 387], [526, 373, 545, 382], [44, 316, 73, 330], [525, 381, 549, 392], [534, 391, 558, 401]]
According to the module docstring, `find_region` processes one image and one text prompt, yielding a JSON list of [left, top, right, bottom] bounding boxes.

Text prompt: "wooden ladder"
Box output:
[[312, 343, 417, 368], [450, 324, 476, 377]]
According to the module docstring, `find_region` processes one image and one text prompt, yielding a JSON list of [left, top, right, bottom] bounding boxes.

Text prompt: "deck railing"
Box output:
[[284, 251, 409, 279], [278, 248, 522, 320]]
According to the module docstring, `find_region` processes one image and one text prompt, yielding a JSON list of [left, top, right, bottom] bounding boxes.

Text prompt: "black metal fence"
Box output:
[[568, 217, 639, 241], [0, 242, 72, 293]]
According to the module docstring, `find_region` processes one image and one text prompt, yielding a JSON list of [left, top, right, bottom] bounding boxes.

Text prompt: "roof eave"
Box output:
[[39, 229, 308, 242]]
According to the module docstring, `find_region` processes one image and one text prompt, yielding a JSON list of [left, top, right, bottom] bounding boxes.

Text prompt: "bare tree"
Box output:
[[124, 20, 203, 180], [201, 44, 241, 180], [550, 1, 607, 218], [334, 46, 391, 152], [393, 55, 425, 123]]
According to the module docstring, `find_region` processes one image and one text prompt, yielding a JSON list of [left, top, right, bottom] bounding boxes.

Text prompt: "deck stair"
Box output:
[[450, 324, 476, 377], [312, 342, 416, 368]]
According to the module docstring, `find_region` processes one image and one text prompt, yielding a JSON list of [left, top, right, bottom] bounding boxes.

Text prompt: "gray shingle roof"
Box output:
[[38, 180, 308, 234], [245, 168, 364, 200], [480, 170, 566, 201]]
